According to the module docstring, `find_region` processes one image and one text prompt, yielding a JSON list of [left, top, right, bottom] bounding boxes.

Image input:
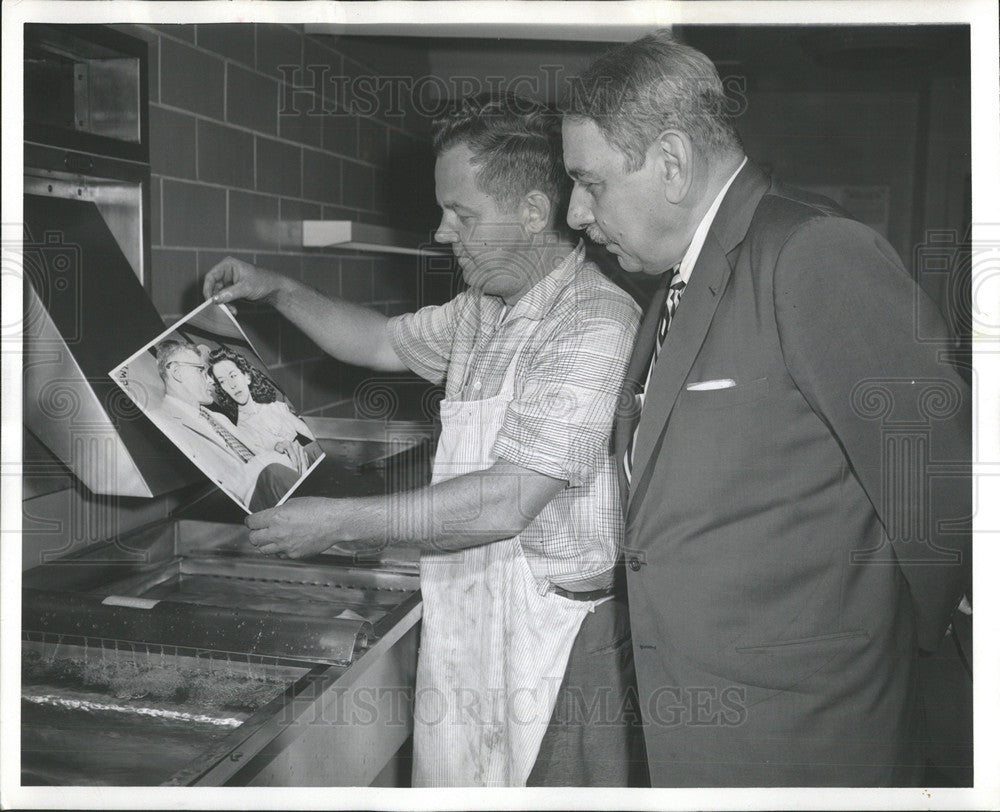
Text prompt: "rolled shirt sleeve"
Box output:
[[493, 301, 639, 488], [387, 293, 469, 384]]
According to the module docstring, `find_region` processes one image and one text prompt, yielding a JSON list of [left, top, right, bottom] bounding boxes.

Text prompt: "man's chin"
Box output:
[[613, 252, 667, 276], [462, 265, 505, 291], [614, 253, 646, 274]]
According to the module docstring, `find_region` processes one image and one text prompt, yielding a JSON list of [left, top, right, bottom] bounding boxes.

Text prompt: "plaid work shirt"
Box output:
[[388, 243, 640, 591]]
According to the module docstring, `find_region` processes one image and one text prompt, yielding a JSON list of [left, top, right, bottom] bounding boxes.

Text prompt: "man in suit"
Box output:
[[146, 339, 300, 511], [561, 31, 971, 786]]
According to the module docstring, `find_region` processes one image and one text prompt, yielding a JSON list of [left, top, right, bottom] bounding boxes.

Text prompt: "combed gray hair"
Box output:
[[154, 338, 198, 381], [567, 30, 741, 171], [432, 92, 569, 219]]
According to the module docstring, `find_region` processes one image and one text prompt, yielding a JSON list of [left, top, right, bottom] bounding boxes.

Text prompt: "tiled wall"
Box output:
[[115, 22, 449, 420], [22, 24, 451, 568]]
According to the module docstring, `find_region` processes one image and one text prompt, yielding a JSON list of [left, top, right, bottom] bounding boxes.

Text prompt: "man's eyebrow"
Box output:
[[441, 200, 474, 213], [565, 166, 597, 181]]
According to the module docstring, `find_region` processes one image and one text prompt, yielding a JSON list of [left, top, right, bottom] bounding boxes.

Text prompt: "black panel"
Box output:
[[24, 193, 163, 373], [23, 192, 198, 492]]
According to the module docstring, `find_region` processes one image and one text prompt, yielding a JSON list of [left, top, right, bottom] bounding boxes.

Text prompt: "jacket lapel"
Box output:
[[627, 236, 732, 504], [625, 160, 771, 517]]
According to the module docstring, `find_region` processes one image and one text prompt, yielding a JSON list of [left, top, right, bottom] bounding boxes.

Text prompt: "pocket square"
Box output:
[[686, 378, 737, 391]]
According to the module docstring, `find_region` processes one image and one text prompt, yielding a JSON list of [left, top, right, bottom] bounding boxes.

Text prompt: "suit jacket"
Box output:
[[148, 394, 294, 508], [618, 160, 971, 786]]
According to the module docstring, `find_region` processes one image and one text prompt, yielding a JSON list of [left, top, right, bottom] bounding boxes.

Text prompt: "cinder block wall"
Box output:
[[115, 22, 450, 420], [22, 24, 452, 568]]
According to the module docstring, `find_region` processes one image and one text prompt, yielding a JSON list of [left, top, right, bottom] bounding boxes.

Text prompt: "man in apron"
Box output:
[[203, 93, 644, 786]]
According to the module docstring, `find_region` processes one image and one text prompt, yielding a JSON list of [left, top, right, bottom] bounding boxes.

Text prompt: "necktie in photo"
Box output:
[[199, 406, 255, 462], [624, 269, 686, 484]]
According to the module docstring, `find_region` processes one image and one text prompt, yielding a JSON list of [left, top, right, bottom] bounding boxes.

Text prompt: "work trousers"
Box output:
[[527, 593, 649, 787]]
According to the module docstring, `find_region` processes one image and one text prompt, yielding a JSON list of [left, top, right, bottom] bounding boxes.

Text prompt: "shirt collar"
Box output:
[[676, 156, 748, 285], [482, 241, 586, 323]]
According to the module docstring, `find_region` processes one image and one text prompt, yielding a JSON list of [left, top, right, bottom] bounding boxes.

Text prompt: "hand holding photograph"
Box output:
[[109, 299, 325, 513]]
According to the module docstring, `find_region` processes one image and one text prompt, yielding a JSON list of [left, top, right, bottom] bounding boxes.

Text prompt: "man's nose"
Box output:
[[434, 216, 457, 244], [566, 185, 593, 230]]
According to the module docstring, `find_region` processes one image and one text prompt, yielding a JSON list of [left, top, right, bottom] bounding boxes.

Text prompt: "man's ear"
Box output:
[[650, 130, 693, 204], [521, 190, 552, 235]]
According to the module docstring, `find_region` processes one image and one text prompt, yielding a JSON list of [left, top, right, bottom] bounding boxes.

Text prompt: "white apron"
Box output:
[[412, 333, 597, 787]]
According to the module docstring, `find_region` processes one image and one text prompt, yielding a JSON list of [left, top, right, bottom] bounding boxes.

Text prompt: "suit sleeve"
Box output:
[[772, 216, 971, 651]]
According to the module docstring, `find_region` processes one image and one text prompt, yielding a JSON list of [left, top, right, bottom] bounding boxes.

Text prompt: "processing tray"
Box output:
[[22, 428, 431, 786], [21, 518, 423, 786]]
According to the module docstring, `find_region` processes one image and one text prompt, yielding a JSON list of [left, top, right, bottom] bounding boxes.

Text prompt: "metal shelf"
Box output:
[[301, 220, 443, 256]]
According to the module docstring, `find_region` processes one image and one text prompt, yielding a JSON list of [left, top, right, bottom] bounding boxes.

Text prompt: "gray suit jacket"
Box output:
[[618, 160, 971, 786]]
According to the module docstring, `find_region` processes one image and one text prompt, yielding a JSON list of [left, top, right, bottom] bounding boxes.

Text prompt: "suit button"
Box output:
[[627, 556, 643, 571]]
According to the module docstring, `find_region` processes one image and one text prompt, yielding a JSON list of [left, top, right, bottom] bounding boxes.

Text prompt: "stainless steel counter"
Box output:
[[22, 425, 433, 786]]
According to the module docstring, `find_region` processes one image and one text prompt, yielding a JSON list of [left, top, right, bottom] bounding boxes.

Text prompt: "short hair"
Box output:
[[154, 339, 199, 381], [208, 346, 279, 408], [567, 30, 741, 171], [432, 92, 568, 219]]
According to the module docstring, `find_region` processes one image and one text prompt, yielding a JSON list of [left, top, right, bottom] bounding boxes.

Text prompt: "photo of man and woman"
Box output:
[[109, 299, 325, 512]]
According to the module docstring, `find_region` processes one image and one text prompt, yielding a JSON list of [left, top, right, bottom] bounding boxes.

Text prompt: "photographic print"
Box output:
[[110, 299, 325, 512]]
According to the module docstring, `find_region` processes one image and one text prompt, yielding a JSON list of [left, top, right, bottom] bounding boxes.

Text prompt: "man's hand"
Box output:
[[245, 497, 384, 558], [203, 256, 287, 306]]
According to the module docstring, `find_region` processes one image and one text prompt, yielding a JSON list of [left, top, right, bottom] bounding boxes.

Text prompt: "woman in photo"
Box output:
[[208, 347, 322, 475]]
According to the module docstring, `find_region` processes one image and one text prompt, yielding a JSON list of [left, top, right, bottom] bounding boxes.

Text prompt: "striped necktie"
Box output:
[[624, 269, 686, 483], [199, 406, 255, 463]]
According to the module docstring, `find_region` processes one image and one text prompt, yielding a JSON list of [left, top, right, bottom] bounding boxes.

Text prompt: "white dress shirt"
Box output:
[[676, 156, 748, 285]]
